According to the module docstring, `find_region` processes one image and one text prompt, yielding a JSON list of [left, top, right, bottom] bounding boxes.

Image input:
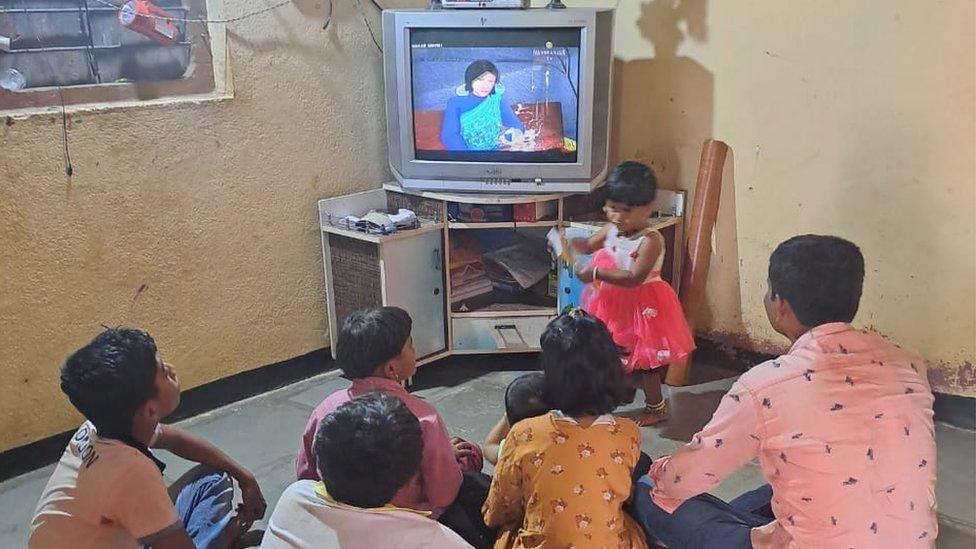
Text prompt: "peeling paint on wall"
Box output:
[[928, 362, 976, 392]]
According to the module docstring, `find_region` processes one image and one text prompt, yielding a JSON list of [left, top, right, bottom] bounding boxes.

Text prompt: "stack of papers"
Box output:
[[483, 238, 551, 291], [450, 234, 493, 304], [451, 263, 494, 302], [484, 260, 521, 293]]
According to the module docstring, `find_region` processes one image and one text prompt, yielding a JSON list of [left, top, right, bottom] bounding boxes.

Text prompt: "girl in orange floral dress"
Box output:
[[482, 310, 648, 549]]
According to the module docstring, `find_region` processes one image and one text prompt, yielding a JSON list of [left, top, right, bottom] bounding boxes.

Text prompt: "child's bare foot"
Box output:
[[221, 516, 260, 548], [225, 516, 249, 538], [634, 406, 668, 427], [230, 529, 265, 549], [621, 400, 668, 427]]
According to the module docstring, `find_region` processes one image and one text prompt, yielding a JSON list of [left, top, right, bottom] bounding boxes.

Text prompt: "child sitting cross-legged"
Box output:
[[30, 328, 266, 549], [482, 309, 649, 549], [264, 392, 472, 548], [295, 307, 492, 548]]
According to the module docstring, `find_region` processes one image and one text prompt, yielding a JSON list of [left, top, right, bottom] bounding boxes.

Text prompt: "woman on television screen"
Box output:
[[440, 60, 527, 151]]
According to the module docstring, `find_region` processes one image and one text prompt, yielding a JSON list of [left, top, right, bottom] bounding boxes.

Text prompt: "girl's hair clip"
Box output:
[[565, 307, 585, 320]]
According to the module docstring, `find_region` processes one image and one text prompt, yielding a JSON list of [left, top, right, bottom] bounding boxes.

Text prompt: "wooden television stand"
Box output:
[[318, 183, 685, 367]]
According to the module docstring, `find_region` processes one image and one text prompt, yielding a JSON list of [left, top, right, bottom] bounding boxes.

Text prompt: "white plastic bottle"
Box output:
[[0, 68, 26, 91]]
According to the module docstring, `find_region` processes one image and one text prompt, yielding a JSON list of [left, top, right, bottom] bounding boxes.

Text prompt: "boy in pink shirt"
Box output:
[[295, 307, 490, 548], [632, 235, 938, 548]]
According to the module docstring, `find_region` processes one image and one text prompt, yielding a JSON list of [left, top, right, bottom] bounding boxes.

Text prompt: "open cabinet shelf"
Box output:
[[447, 220, 559, 230], [319, 184, 686, 365]]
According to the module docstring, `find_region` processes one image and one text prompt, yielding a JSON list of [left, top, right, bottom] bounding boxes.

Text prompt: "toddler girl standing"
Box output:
[[572, 161, 695, 426]]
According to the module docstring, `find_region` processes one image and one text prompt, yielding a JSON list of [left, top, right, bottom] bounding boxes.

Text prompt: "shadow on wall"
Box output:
[[611, 0, 713, 189], [611, 0, 745, 332]]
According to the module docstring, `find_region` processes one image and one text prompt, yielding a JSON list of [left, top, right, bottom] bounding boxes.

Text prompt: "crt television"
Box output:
[[382, 8, 614, 194]]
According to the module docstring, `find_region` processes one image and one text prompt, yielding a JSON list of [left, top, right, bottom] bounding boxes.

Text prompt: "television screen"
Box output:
[[409, 28, 581, 164]]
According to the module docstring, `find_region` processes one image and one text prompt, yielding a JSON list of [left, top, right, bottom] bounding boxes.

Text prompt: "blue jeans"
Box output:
[[167, 465, 236, 549], [630, 475, 774, 549]]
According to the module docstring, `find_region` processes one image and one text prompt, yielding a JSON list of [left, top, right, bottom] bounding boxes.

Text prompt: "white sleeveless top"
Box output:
[[602, 225, 664, 283]]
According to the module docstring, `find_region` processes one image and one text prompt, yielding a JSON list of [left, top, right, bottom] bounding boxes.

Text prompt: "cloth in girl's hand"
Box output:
[[546, 228, 574, 266]]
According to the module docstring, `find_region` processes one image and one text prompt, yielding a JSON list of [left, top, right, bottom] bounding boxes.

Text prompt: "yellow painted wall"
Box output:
[[1, 0, 973, 453], [0, 0, 419, 453], [594, 0, 975, 395]]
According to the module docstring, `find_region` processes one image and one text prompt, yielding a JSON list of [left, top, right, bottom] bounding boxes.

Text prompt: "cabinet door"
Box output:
[[557, 227, 597, 310], [381, 230, 447, 359]]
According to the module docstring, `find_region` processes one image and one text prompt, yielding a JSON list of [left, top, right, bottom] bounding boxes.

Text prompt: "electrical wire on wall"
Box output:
[[322, 0, 383, 53], [57, 87, 73, 177], [356, 0, 383, 52], [322, 0, 334, 29], [79, 2, 102, 83], [12, 0, 75, 176]]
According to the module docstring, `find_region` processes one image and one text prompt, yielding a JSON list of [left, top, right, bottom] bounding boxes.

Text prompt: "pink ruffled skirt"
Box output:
[[582, 250, 695, 372]]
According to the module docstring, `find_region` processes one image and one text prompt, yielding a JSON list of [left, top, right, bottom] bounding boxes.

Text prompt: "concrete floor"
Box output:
[[2, 357, 974, 547]]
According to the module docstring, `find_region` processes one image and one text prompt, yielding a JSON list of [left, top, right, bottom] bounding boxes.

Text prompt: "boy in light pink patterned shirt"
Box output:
[[632, 235, 938, 548]]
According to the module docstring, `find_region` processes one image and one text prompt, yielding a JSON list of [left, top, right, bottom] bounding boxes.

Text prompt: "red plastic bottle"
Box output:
[[118, 0, 180, 46]]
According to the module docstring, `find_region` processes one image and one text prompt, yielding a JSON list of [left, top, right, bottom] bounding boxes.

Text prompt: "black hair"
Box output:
[[540, 311, 630, 417], [464, 60, 499, 94], [60, 328, 160, 437], [314, 392, 422, 508], [605, 161, 657, 206], [768, 235, 865, 327], [505, 372, 549, 426], [335, 307, 412, 379]]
